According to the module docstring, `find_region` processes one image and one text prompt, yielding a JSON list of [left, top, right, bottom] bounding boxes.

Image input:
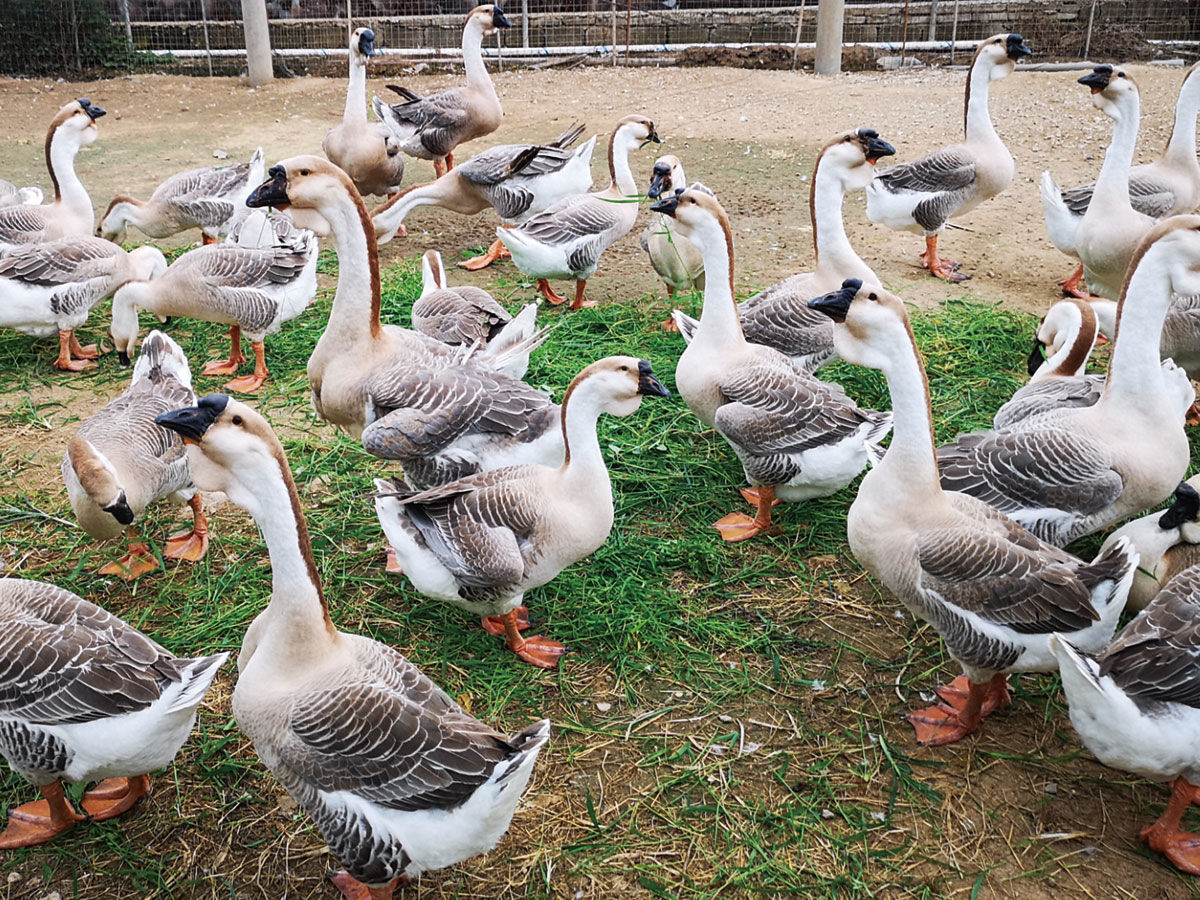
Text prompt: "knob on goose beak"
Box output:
[[859, 129, 895, 164], [649, 189, 681, 217], [246, 165, 291, 209], [647, 165, 671, 200], [807, 278, 862, 324], [1005, 33, 1032, 59], [1078, 66, 1113, 94], [492, 6, 512, 28], [156, 394, 230, 445], [78, 98, 106, 120], [636, 360, 671, 398], [358, 29, 377, 56], [1026, 340, 1046, 377], [1159, 482, 1200, 530]]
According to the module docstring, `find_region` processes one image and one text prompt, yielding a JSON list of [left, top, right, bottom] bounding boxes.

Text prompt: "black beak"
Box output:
[[865, 136, 895, 163], [492, 6, 512, 28], [156, 394, 230, 444], [102, 491, 135, 526], [1159, 482, 1200, 530], [118, 350, 131, 367], [247, 165, 290, 209], [78, 98, 106, 120], [646, 126, 662, 145], [636, 360, 671, 398], [808, 278, 862, 324], [1078, 66, 1112, 94], [359, 29, 377, 56], [1005, 34, 1032, 60], [1026, 341, 1046, 377], [649, 189, 681, 217], [647, 167, 671, 200]]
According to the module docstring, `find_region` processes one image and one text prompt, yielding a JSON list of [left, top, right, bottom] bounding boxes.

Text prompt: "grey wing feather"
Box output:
[[0, 203, 49, 243], [173, 198, 237, 228], [413, 287, 510, 346], [386, 88, 470, 158], [1060, 174, 1178, 220], [0, 237, 120, 286], [876, 148, 975, 193], [992, 374, 1105, 430], [154, 161, 250, 205], [739, 278, 836, 365]]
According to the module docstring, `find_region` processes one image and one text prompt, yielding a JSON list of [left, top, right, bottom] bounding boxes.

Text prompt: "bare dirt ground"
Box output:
[[1, 64, 1199, 900]]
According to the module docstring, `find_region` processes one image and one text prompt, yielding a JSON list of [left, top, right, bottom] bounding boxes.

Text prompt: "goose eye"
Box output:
[[300, 168, 310, 176], [619, 365, 628, 371], [1117, 72, 1126, 79], [868, 293, 878, 301], [232, 415, 244, 426]]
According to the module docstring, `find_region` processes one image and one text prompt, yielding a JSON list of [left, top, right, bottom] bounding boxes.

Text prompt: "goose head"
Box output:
[[468, 4, 512, 35], [247, 156, 361, 219], [1079, 65, 1138, 120], [67, 435, 132, 525], [971, 33, 1031, 81], [647, 155, 686, 200], [817, 128, 895, 191], [1160, 481, 1200, 544], [613, 115, 661, 155], [350, 26, 377, 61], [420, 249, 446, 294], [51, 98, 106, 150], [564, 356, 670, 419], [649, 183, 728, 262], [808, 278, 911, 372], [1027, 297, 1097, 379]]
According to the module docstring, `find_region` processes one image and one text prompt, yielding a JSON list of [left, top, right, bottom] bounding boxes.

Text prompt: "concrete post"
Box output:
[[814, 0, 845, 75], [242, 0, 273, 87]]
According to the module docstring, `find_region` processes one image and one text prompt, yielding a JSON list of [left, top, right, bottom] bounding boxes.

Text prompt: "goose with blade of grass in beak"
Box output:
[[655, 186, 891, 542], [640, 154, 704, 313], [1103, 477, 1200, 612]]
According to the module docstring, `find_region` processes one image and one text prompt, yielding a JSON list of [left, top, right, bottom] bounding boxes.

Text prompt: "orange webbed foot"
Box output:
[[510, 634, 568, 669], [80, 775, 150, 822], [54, 357, 96, 372], [385, 547, 403, 574], [713, 512, 772, 542], [482, 606, 531, 636], [661, 318, 679, 332], [98, 543, 159, 580], [223, 372, 268, 393], [1186, 403, 1200, 427], [537, 279, 569, 306], [907, 704, 980, 745], [738, 487, 782, 510], [458, 239, 509, 271], [201, 358, 243, 377], [933, 674, 1010, 717], [328, 870, 406, 900], [1142, 823, 1200, 876], [0, 795, 85, 849], [69, 341, 100, 360], [163, 528, 209, 562]]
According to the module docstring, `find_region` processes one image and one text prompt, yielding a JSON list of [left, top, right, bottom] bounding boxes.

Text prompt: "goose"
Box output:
[[62, 330, 206, 579], [1050, 569, 1200, 874], [1102, 478, 1200, 612], [807, 278, 1135, 745], [155, 394, 549, 899], [97, 148, 266, 245], [866, 34, 1031, 281], [673, 127, 895, 368], [373, 5, 511, 178], [245, 156, 561, 490], [109, 219, 319, 393], [371, 123, 595, 272], [0, 576, 226, 848], [640, 154, 704, 304], [0, 180, 42, 207], [323, 27, 405, 198], [0, 236, 166, 371], [413, 249, 541, 379], [1059, 66, 1159, 301], [498, 115, 660, 308], [375, 356, 671, 668], [935, 217, 1200, 547], [993, 297, 1197, 429], [651, 188, 891, 542], [0, 99, 105, 249], [1091, 294, 1200, 383], [1042, 60, 1200, 297]]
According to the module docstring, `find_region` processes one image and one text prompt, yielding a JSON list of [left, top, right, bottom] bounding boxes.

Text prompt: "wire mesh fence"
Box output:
[[0, 0, 1196, 77]]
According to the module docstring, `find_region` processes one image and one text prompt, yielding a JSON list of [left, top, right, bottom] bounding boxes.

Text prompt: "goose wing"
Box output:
[[1097, 568, 1200, 708], [1060, 174, 1178, 220], [0, 203, 48, 244], [0, 238, 121, 317], [738, 278, 835, 364], [384, 87, 470, 158], [516, 194, 627, 272], [414, 287, 510, 346], [876, 148, 975, 194], [183, 243, 313, 331], [992, 375, 1105, 430], [0, 579, 189, 724], [153, 160, 251, 204]]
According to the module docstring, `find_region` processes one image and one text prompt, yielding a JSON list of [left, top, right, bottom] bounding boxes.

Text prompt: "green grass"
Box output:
[[1, 251, 1199, 900]]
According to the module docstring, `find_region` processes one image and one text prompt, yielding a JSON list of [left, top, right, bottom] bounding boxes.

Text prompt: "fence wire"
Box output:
[[0, 0, 1196, 77]]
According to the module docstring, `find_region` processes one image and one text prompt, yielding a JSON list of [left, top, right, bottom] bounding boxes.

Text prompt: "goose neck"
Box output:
[[462, 21, 491, 88], [1093, 94, 1141, 204], [689, 218, 745, 352], [1104, 252, 1172, 403], [559, 382, 612, 487], [873, 328, 941, 497], [343, 55, 368, 123], [48, 129, 88, 211], [608, 131, 639, 196], [1163, 71, 1200, 165], [811, 164, 861, 271], [319, 191, 383, 342], [964, 57, 1000, 144]]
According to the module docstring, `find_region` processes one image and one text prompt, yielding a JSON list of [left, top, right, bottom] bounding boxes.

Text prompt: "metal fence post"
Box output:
[[610, 0, 617, 66], [521, 0, 529, 49], [814, 0, 845, 75], [1084, 0, 1099, 59], [200, 0, 213, 77], [791, 0, 806, 70], [242, 0, 273, 86], [120, 0, 132, 42]]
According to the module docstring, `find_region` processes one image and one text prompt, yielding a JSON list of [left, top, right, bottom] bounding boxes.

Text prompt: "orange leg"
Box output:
[[201, 233, 217, 246], [537, 278, 569, 306], [0, 782, 86, 849], [661, 284, 680, 331], [433, 158, 447, 178], [99, 528, 159, 580], [54, 329, 96, 372], [482, 605, 531, 636], [569, 279, 596, 310], [68, 332, 99, 360], [1059, 263, 1096, 298], [201, 325, 246, 377], [328, 870, 407, 900], [1141, 777, 1200, 875], [907, 672, 1008, 745], [500, 607, 566, 669], [445, 150, 455, 171], [164, 494, 209, 563], [224, 340, 268, 393], [80, 774, 151, 822], [385, 546, 403, 574], [714, 485, 778, 542], [920, 235, 969, 283], [458, 237, 512, 271], [1188, 404, 1200, 427]]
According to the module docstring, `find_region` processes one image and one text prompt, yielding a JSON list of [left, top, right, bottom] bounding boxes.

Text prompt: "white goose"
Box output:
[[0, 99, 105, 249], [97, 148, 266, 245], [936, 217, 1200, 547], [0, 576, 226, 848], [866, 34, 1031, 281], [640, 154, 704, 303], [673, 127, 894, 369], [653, 188, 891, 542], [807, 280, 1135, 745], [63, 331, 206, 580], [1051, 569, 1200, 875], [376, 356, 670, 669], [1042, 60, 1200, 297], [0, 180, 42, 207], [1103, 477, 1200, 612], [498, 116, 660, 308], [1091, 294, 1200, 384], [156, 395, 549, 900], [0, 236, 166, 371]]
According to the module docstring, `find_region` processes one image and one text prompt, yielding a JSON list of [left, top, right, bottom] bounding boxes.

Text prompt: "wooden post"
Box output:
[[200, 0, 214, 77], [791, 0, 806, 70], [814, 0, 845, 75], [610, 0, 617, 66], [927, 0, 939, 41], [624, 0, 632, 65], [521, 0, 529, 48], [1083, 0, 1099, 59], [242, 0, 273, 87], [120, 0, 132, 42], [346, 0, 352, 42], [949, 0, 959, 62]]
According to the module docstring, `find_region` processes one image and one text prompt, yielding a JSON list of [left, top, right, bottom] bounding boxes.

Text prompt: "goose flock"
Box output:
[[4, 11, 1200, 894]]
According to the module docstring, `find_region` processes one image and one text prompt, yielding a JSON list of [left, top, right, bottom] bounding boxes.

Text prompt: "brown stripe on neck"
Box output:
[[44, 109, 74, 201], [714, 204, 742, 335], [272, 447, 335, 632], [1111, 216, 1200, 350], [336, 169, 385, 339], [963, 41, 989, 137], [558, 370, 585, 468], [808, 140, 835, 262], [370, 180, 431, 216], [1052, 297, 1097, 376], [607, 124, 618, 186], [103, 195, 141, 218]]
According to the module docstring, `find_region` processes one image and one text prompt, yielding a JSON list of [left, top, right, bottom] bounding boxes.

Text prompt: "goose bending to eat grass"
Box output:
[[156, 394, 549, 899], [1103, 478, 1200, 613], [808, 278, 1135, 746], [0, 576, 226, 848], [375, 356, 671, 669]]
